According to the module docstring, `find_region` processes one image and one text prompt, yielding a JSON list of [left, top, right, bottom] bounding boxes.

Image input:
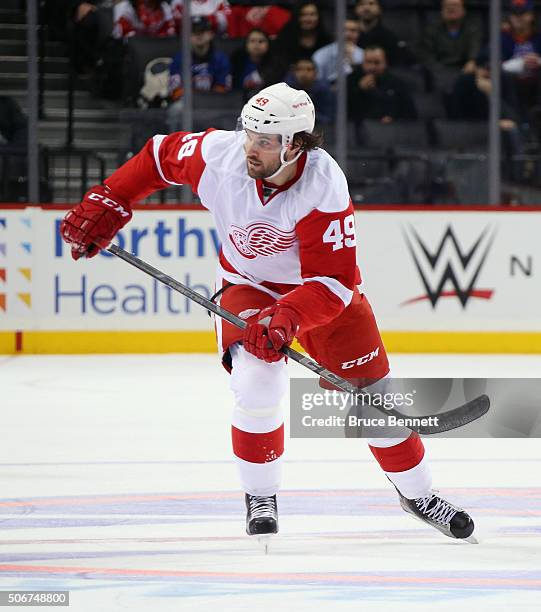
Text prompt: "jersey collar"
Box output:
[[255, 151, 308, 206]]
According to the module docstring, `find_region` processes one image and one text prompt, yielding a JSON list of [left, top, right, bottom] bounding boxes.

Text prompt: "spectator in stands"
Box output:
[[448, 48, 520, 123], [167, 17, 231, 129], [354, 0, 415, 66], [228, 4, 292, 39], [273, 2, 332, 67], [171, 0, 230, 36], [418, 0, 481, 91], [501, 0, 541, 116], [286, 58, 335, 124], [348, 46, 418, 123], [113, 0, 176, 39], [231, 29, 285, 98], [169, 17, 231, 98], [44, 1, 110, 74], [312, 17, 364, 86], [449, 48, 523, 159], [68, 1, 102, 73]]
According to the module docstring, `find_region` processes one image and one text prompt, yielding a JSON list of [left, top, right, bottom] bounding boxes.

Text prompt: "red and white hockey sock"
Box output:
[[232, 424, 284, 496], [368, 433, 432, 499], [227, 344, 287, 496]]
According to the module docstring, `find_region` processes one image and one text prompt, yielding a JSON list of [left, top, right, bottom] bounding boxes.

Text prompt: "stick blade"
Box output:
[[417, 394, 490, 435]]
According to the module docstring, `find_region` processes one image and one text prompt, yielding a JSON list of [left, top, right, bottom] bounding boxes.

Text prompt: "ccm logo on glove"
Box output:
[[60, 184, 133, 261], [87, 192, 131, 218]]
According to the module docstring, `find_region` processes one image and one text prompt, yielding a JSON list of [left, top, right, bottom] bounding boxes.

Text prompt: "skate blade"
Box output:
[[250, 534, 275, 554], [463, 534, 479, 544]]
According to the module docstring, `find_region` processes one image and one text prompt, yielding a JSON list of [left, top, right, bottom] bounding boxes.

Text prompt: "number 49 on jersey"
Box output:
[[323, 214, 356, 251]]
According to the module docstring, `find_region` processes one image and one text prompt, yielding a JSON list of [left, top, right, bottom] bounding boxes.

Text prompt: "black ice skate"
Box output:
[[245, 494, 278, 538], [398, 489, 476, 541]]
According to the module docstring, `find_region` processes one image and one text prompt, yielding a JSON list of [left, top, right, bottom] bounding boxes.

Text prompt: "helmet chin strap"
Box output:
[[263, 145, 304, 181]]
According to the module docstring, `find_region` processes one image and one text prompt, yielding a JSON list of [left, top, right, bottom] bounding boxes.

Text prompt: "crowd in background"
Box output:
[[5, 0, 541, 203], [40, 0, 541, 132]]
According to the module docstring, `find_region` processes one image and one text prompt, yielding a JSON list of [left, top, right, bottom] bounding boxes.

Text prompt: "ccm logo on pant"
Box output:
[[88, 192, 130, 218], [341, 347, 380, 369]]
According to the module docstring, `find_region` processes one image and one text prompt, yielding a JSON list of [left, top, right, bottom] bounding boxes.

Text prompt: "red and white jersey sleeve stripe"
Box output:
[[277, 201, 360, 333], [104, 130, 213, 206]]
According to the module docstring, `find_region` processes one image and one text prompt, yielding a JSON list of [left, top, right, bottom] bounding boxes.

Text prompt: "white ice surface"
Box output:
[[0, 354, 540, 611]]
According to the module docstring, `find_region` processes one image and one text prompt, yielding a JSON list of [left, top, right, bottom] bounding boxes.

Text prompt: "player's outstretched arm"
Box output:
[[60, 130, 212, 260]]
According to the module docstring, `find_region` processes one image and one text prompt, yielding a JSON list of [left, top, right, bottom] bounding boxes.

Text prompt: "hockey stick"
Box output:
[[107, 244, 490, 435]]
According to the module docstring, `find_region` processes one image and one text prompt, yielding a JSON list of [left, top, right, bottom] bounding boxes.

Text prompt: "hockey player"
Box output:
[[60, 83, 474, 542]]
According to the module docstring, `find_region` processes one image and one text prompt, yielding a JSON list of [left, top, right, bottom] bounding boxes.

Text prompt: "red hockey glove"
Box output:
[[60, 185, 132, 260], [243, 304, 300, 363]]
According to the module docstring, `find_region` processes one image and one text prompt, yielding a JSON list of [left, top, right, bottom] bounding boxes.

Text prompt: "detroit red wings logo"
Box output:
[[229, 222, 296, 259]]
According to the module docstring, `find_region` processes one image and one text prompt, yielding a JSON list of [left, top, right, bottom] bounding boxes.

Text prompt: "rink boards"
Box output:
[[0, 204, 540, 354]]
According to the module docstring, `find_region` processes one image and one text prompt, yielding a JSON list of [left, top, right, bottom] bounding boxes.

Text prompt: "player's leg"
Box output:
[[230, 343, 286, 535], [299, 291, 428, 493], [215, 281, 287, 536], [366, 410, 474, 539], [367, 430, 431, 498], [299, 290, 474, 539], [299, 290, 427, 491]]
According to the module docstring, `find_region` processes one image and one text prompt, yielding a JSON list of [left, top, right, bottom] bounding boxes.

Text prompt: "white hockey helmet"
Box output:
[[241, 82, 315, 147], [240, 83, 316, 179]]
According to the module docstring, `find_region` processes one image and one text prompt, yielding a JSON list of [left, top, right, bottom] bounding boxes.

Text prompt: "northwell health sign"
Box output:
[[0, 205, 539, 353]]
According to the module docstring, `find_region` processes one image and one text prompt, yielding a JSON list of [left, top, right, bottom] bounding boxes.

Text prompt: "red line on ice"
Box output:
[[0, 564, 540, 588]]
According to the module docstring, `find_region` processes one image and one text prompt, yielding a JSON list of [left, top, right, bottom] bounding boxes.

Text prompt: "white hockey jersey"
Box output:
[[105, 129, 360, 332]]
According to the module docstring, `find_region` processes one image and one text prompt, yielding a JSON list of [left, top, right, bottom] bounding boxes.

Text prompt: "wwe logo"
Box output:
[[401, 225, 495, 308]]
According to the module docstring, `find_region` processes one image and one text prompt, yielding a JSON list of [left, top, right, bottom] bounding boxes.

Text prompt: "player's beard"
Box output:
[[246, 157, 282, 179]]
